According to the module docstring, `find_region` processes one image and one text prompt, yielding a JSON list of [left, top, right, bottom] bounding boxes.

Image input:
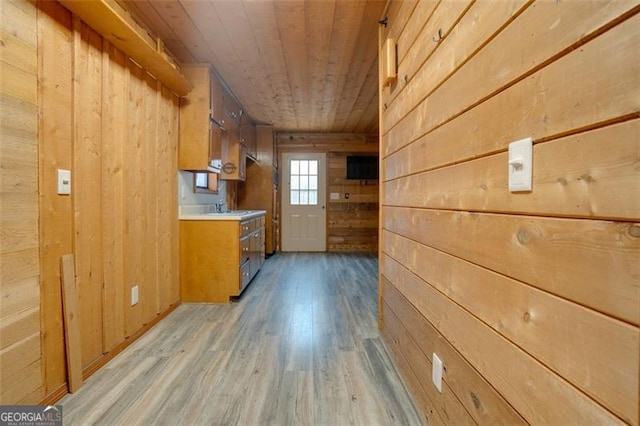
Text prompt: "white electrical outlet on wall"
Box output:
[[131, 285, 139, 306], [432, 353, 443, 393]]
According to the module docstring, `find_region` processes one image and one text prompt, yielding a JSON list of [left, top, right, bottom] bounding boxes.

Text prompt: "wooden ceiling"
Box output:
[[120, 0, 386, 133]]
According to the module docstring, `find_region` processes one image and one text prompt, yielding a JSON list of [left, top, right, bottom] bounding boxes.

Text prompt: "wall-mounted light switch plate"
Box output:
[[432, 353, 443, 393], [57, 169, 71, 195], [508, 137, 533, 192], [330, 192, 340, 200]]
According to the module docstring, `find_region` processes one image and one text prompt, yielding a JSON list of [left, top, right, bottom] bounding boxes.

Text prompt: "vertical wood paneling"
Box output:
[[142, 73, 159, 324], [2, 0, 182, 403], [37, 0, 74, 397], [73, 18, 104, 367], [124, 62, 144, 337], [380, 2, 640, 425], [101, 40, 127, 352], [0, 0, 43, 404]]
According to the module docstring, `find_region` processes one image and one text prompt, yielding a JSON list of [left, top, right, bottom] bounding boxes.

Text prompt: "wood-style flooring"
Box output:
[[60, 253, 424, 425]]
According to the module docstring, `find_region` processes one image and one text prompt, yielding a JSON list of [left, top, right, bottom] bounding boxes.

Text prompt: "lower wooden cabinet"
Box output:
[[180, 214, 265, 303]]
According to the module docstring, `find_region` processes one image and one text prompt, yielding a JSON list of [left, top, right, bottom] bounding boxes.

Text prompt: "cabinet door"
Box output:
[[209, 72, 224, 161], [240, 121, 257, 160], [178, 66, 211, 170], [220, 128, 246, 181], [223, 88, 242, 127]]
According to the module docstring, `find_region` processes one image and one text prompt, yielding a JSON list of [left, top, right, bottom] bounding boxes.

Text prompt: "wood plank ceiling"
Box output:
[[120, 0, 387, 133]]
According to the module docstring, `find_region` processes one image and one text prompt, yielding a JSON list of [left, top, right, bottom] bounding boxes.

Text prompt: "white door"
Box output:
[[281, 153, 326, 252]]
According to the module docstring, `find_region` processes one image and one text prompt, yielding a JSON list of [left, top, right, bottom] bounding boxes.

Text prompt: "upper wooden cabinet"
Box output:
[[178, 65, 221, 171], [220, 128, 246, 181], [180, 64, 254, 179], [222, 89, 242, 129], [240, 117, 257, 160]]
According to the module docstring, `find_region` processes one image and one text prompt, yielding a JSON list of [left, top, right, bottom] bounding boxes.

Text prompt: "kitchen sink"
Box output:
[[206, 210, 257, 215]]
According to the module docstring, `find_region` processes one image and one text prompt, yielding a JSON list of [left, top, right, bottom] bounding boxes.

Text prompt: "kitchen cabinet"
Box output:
[[180, 213, 265, 303], [238, 125, 278, 254], [219, 85, 247, 181], [240, 117, 257, 160], [220, 129, 246, 181], [178, 64, 223, 171], [222, 88, 242, 128]]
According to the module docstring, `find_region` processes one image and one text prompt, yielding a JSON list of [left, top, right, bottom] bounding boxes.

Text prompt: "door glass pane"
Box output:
[[289, 158, 319, 206]]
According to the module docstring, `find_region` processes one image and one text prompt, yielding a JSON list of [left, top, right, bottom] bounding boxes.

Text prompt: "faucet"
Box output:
[[214, 200, 226, 213]]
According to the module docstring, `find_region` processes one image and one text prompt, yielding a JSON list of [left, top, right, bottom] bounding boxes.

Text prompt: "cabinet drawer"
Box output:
[[240, 220, 253, 236], [240, 235, 251, 264], [240, 261, 251, 291]]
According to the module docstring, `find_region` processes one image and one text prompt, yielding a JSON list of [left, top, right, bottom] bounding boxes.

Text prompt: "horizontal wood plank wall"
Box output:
[[327, 153, 378, 252], [278, 133, 379, 252], [0, 0, 44, 404], [379, 1, 640, 425], [32, 0, 181, 402]]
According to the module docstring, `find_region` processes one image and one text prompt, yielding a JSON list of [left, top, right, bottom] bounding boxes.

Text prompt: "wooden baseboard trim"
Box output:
[[40, 383, 69, 406], [39, 301, 181, 405]]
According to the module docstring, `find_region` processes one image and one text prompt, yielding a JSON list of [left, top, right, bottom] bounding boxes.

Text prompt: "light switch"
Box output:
[[432, 353, 443, 393], [330, 192, 340, 200], [57, 169, 71, 195], [508, 137, 533, 192]]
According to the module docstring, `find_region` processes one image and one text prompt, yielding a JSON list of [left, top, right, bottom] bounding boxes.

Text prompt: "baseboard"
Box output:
[[40, 383, 68, 406], [39, 301, 181, 405]]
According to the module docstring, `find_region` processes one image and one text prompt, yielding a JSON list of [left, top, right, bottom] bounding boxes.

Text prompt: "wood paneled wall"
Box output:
[[327, 153, 378, 252], [278, 133, 379, 252], [0, 0, 43, 404], [0, 0, 180, 404], [379, 2, 639, 425]]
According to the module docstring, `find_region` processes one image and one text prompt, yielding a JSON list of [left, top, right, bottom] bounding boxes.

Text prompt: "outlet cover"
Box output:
[[131, 285, 139, 306], [432, 353, 443, 393]]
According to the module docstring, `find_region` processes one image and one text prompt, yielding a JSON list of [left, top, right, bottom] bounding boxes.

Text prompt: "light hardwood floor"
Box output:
[[60, 253, 424, 425]]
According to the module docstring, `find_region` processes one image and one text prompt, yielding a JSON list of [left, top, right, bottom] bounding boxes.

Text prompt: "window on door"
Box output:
[[290, 160, 318, 205]]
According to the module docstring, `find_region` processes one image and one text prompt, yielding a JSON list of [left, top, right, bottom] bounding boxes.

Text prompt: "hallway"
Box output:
[[59, 253, 423, 425]]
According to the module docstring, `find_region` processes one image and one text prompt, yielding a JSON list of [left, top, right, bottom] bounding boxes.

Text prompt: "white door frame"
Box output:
[[281, 152, 327, 252]]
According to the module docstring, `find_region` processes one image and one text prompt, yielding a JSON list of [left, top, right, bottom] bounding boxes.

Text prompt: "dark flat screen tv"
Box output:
[[346, 156, 378, 180]]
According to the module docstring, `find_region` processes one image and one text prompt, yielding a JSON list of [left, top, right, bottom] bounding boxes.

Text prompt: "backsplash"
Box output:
[[177, 171, 226, 206]]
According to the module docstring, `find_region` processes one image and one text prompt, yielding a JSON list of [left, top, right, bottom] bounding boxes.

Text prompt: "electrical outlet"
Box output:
[[432, 353, 443, 393], [131, 285, 139, 306]]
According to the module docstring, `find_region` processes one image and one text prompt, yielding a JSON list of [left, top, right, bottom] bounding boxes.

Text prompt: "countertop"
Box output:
[[179, 205, 266, 221]]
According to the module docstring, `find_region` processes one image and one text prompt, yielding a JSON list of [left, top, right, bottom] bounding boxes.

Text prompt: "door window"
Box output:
[[290, 160, 318, 205]]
